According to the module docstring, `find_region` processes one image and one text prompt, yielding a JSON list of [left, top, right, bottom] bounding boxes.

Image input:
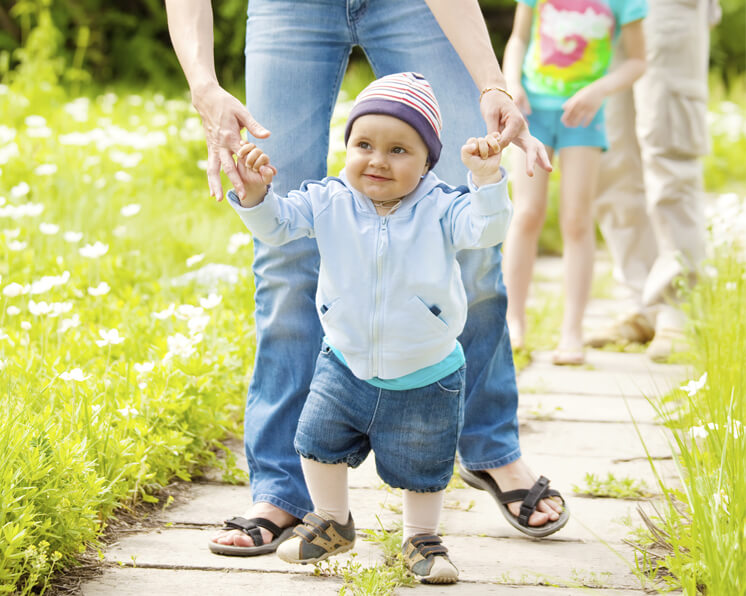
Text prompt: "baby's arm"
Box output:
[[461, 132, 503, 187], [233, 142, 278, 207], [561, 20, 646, 128]]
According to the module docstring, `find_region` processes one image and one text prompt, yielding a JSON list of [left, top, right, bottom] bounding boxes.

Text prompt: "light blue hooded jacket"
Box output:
[[228, 168, 512, 380]]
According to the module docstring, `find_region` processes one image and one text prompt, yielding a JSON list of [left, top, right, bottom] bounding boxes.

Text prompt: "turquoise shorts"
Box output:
[[526, 106, 607, 151]]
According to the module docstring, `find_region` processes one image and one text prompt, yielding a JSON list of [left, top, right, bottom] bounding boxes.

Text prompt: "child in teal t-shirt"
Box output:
[[502, 0, 646, 364]]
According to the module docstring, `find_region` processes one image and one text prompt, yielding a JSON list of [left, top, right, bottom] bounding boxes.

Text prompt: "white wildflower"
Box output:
[[64, 98, 90, 122], [28, 300, 52, 316], [197, 159, 208, 171], [25, 115, 47, 128], [186, 254, 204, 268], [8, 241, 27, 251], [39, 223, 60, 235], [79, 241, 109, 258], [134, 361, 155, 375], [3, 229, 20, 239], [152, 304, 175, 320], [60, 368, 89, 382], [58, 314, 81, 334], [87, 282, 111, 296], [20, 321, 31, 331], [10, 182, 30, 199], [164, 333, 196, 360], [95, 328, 124, 347], [6, 306, 20, 316], [63, 231, 83, 243], [120, 203, 141, 217], [725, 281, 737, 291], [0, 124, 15, 144], [114, 171, 132, 183], [227, 232, 253, 254], [3, 282, 27, 297], [110, 150, 142, 168], [112, 225, 127, 238], [680, 372, 707, 397], [49, 302, 73, 317], [199, 293, 222, 309], [0, 329, 9, 341], [27, 126, 52, 139], [117, 405, 140, 418], [30, 272, 70, 295], [0, 142, 19, 165], [188, 314, 210, 335], [34, 164, 58, 176], [175, 304, 204, 320], [687, 425, 708, 440]]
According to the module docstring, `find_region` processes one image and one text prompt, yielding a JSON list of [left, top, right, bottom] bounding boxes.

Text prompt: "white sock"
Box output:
[[402, 490, 445, 542], [300, 457, 349, 524]]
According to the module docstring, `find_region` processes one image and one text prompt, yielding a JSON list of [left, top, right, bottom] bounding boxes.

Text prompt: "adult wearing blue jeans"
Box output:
[[166, 0, 566, 553]]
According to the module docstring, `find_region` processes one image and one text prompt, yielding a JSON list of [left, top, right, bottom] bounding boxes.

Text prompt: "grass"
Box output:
[[573, 472, 653, 500]]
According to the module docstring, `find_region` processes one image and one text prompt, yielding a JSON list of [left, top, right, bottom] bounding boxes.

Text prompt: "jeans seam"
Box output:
[[364, 387, 383, 435]]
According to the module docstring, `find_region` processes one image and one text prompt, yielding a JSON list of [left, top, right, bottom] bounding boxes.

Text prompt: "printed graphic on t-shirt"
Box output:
[[524, 0, 616, 98]]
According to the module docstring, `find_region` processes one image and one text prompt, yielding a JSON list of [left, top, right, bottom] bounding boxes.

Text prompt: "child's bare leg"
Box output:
[[557, 146, 601, 354], [300, 458, 349, 523], [503, 146, 554, 348]]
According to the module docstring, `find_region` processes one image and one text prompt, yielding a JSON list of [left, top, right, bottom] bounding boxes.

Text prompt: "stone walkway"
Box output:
[[80, 256, 689, 595]]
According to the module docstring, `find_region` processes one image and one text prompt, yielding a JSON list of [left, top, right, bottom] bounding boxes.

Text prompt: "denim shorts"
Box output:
[[527, 106, 608, 151], [294, 344, 465, 492]]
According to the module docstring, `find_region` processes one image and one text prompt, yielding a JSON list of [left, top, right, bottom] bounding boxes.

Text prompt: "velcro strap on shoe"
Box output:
[[408, 534, 448, 557], [518, 476, 550, 527], [292, 512, 353, 552]]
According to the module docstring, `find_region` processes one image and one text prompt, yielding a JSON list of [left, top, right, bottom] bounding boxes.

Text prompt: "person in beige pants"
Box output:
[[592, 0, 721, 361]]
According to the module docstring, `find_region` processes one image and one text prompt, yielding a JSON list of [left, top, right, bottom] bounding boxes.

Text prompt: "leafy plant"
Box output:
[[573, 473, 653, 500]]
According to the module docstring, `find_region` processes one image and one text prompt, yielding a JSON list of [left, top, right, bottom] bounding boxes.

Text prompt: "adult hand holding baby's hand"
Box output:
[[234, 142, 278, 207], [461, 132, 503, 187]]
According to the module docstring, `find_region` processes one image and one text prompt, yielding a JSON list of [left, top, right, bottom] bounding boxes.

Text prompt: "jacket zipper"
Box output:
[[371, 216, 388, 374]]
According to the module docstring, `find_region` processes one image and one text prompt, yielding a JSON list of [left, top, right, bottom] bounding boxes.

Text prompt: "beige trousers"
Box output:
[[595, 0, 714, 317]]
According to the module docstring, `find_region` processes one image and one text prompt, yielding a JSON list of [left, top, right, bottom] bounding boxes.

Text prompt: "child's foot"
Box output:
[[402, 534, 458, 584], [276, 511, 355, 564]]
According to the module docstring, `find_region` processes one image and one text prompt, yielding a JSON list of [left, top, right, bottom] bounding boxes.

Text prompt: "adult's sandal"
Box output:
[[458, 466, 570, 538], [208, 516, 299, 556]]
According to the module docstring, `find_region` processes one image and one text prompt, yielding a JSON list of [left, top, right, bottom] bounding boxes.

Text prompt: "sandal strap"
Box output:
[[221, 516, 285, 546], [292, 512, 353, 552], [517, 476, 551, 527]]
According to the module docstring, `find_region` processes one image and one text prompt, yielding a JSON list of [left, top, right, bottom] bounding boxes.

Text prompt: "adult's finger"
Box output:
[[206, 150, 223, 201], [499, 112, 526, 148], [238, 111, 271, 140]]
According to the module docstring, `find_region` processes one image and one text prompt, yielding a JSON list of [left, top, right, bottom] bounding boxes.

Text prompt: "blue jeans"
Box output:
[[244, 0, 520, 518], [296, 344, 465, 492]]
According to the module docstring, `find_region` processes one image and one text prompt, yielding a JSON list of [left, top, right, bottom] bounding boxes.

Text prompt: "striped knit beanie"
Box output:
[[344, 72, 443, 168]]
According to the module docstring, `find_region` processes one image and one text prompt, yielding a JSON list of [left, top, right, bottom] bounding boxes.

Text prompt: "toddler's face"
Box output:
[[345, 114, 429, 204]]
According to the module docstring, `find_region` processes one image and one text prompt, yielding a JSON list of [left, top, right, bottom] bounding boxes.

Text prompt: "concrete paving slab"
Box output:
[[518, 419, 671, 459], [99, 527, 642, 591], [81, 566, 344, 596], [518, 361, 683, 399], [102, 527, 385, 572], [518, 392, 659, 424]]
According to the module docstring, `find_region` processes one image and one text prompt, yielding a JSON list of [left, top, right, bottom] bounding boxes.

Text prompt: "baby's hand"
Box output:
[[234, 141, 278, 207], [461, 132, 503, 187]]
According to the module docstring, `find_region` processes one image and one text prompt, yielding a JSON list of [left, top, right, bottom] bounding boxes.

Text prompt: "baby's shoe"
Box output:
[[402, 534, 458, 584], [276, 511, 355, 564]]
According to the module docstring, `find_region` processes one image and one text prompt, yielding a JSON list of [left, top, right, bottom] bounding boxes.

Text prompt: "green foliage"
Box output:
[[1, 0, 743, 89], [0, 62, 253, 594], [572, 473, 653, 500], [1, 0, 247, 89], [630, 241, 746, 591]]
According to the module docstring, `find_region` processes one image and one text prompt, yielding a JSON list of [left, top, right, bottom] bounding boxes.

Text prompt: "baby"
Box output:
[[228, 72, 510, 584]]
